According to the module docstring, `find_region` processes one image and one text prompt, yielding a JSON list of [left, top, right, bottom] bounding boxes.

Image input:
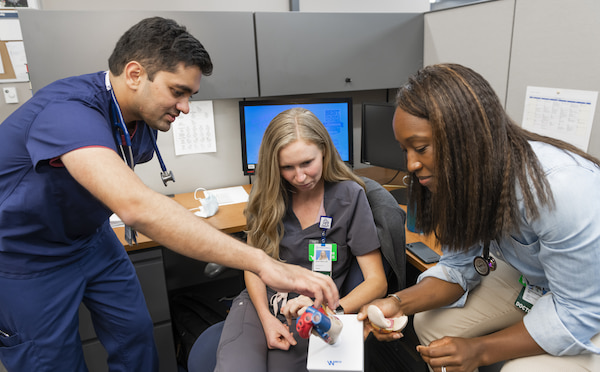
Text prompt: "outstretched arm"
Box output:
[[61, 147, 339, 308], [357, 276, 464, 341], [358, 276, 545, 370]]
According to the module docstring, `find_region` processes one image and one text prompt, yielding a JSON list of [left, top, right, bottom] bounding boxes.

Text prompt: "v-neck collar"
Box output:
[[287, 182, 330, 231]]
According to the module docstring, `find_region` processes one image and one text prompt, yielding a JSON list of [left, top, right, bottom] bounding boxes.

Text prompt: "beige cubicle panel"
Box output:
[[506, 0, 600, 158], [423, 0, 515, 106], [424, 0, 600, 158]]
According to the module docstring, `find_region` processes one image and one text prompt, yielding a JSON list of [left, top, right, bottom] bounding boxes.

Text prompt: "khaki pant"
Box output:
[[414, 259, 600, 372]]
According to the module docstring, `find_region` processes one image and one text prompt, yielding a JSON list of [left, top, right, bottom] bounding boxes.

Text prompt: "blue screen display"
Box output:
[[240, 99, 353, 175]]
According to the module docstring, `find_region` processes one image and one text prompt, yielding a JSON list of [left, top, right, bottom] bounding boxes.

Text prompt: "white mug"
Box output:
[[193, 188, 219, 218]]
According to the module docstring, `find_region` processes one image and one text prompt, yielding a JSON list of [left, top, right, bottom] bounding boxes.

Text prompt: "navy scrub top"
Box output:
[[279, 180, 380, 289], [0, 72, 156, 276]]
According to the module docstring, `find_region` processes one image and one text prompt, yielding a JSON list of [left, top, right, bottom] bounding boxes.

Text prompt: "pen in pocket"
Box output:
[[0, 329, 10, 337]]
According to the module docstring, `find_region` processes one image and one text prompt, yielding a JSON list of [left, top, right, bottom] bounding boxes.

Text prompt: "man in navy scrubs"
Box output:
[[0, 17, 338, 371]]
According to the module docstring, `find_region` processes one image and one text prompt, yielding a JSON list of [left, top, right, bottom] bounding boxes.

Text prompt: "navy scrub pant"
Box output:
[[0, 230, 158, 371]]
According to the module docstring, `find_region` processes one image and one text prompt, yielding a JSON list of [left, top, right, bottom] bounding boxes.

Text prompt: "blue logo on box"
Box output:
[[327, 360, 342, 366]]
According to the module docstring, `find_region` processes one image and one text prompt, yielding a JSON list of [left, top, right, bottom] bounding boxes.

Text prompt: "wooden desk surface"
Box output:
[[398, 204, 442, 272], [118, 169, 442, 272], [118, 184, 252, 252]]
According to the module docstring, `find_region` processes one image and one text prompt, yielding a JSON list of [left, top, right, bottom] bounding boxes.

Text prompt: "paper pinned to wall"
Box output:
[[522, 86, 598, 151], [172, 100, 216, 156], [0, 13, 22, 41], [5, 41, 28, 81]]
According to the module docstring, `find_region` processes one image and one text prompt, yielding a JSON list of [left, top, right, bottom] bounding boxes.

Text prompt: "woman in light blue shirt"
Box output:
[[359, 63, 600, 372]]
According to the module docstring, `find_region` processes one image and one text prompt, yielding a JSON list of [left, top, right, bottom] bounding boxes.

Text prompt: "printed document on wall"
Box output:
[[6, 41, 29, 82], [522, 86, 598, 151], [173, 100, 216, 155]]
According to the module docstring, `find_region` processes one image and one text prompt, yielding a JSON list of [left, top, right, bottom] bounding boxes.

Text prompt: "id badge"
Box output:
[[309, 243, 337, 276], [514, 276, 546, 313], [514, 286, 534, 313]]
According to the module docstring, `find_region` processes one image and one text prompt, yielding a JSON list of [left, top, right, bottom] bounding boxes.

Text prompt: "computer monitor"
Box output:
[[239, 98, 353, 175], [361, 102, 408, 204], [361, 102, 406, 171]]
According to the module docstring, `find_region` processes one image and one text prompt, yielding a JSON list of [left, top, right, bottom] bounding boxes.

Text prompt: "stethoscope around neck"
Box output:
[[106, 72, 174, 186], [473, 241, 497, 276], [404, 171, 496, 276]]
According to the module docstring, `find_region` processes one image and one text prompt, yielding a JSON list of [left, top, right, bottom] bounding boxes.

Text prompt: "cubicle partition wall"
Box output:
[[505, 0, 600, 157], [18, 10, 259, 99], [424, 0, 600, 158]]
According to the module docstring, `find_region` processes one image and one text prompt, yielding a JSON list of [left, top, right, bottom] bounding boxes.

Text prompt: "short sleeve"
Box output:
[[27, 101, 115, 168]]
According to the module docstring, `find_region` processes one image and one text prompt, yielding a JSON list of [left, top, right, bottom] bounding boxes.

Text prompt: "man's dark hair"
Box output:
[[108, 17, 213, 81]]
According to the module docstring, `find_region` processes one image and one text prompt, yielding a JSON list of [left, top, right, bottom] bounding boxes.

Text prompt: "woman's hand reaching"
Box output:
[[261, 314, 298, 351]]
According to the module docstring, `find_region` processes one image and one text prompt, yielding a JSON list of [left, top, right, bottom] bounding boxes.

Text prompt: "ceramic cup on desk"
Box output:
[[193, 188, 219, 218]]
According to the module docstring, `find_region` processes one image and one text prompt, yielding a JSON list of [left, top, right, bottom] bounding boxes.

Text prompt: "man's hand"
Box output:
[[258, 260, 339, 310]]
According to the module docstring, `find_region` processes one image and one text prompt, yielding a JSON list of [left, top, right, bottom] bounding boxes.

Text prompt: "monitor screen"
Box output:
[[361, 102, 406, 171], [239, 98, 353, 175]]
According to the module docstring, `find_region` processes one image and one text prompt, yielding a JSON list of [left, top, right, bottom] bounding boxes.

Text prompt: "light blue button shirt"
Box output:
[[418, 141, 600, 356]]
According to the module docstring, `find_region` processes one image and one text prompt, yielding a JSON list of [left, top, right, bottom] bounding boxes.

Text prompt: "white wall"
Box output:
[[0, 83, 31, 122]]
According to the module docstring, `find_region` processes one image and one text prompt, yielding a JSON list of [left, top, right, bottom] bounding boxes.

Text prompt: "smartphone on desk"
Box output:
[[406, 242, 440, 264]]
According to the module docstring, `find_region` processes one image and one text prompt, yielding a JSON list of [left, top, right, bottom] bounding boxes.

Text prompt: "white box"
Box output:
[[306, 314, 364, 372]]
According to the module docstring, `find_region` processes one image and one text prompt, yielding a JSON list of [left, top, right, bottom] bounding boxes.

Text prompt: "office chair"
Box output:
[[359, 176, 406, 293], [187, 177, 406, 372]]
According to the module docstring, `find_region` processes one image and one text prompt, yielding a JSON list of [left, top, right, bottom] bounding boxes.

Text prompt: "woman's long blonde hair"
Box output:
[[245, 107, 363, 259]]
